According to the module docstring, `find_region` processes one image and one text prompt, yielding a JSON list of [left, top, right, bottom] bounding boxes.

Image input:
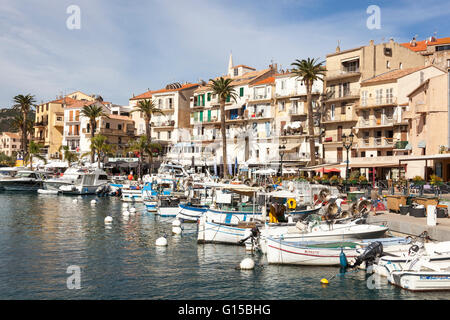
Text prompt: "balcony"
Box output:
[[34, 121, 48, 127], [358, 97, 397, 109], [326, 89, 360, 102], [325, 69, 361, 81], [322, 113, 357, 123], [357, 116, 395, 128], [152, 120, 175, 128]]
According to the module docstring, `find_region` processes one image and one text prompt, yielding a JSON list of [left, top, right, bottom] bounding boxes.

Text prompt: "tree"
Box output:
[[59, 145, 79, 167], [291, 58, 326, 166], [127, 136, 152, 180], [25, 141, 46, 170], [208, 77, 238, 178], [85, 134, 116, 168], [130, 99, 164, 172], [80, 104, 108, 163], [13, 94, 36, 159]]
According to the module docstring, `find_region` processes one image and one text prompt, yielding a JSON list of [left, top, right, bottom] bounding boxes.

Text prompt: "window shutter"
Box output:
[[240, 87, 244, 97]]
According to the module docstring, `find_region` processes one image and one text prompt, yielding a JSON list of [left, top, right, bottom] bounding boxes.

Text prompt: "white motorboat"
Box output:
[[0, 170, 48, 192], [58, 168, 109, 195], [373, 241, 450, 277], [121, 186, 143, 202], [43, 167, 84, 191], [177, 203, 209, 222], [157, 196, 182, 217], [386, 252, 450, 291]]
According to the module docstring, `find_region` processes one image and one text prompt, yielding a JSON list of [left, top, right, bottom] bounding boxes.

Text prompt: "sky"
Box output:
[[1, 0, 450, 107]]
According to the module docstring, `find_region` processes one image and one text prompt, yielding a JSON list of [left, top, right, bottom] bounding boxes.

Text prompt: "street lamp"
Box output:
[[342, 131, 354, 187], [279, 138, 287, 176]]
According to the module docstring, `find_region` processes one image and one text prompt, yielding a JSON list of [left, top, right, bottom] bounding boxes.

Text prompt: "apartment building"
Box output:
[[0, 132, 23, 157], [274, 71, 323, 165], [129, 82, 199, 155], [34, 96, 78, 158], [321, 39, 427, 176], [400, 73, 450, 180], [185, 56, 277, 171], [401, 36, 450, 71]]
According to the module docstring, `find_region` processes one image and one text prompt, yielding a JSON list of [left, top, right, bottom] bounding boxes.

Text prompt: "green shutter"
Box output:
[[194, 112, 198, 122], [202, 94, 205, 106], [207, 110, 211, 122], [207, 93, 211, 101], [226, 95, 230, 103], [200, 111, 203, 122], [240, 87, 244, 97]]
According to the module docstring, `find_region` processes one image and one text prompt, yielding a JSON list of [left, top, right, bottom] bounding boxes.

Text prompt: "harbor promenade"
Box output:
[[367, 211, 450, 242]]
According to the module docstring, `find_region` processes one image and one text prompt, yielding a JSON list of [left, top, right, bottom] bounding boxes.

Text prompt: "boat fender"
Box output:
[[339, 249, 348, 270]]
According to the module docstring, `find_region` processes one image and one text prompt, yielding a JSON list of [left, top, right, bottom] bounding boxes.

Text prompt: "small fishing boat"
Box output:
[[266, 237, 409, 266], [177, 202, 209, 222], [43, 167, 84, 191], [157, 196, 182, 217]]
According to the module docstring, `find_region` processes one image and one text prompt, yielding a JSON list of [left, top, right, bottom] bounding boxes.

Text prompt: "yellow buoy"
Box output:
[[320, 278, 329, 284]]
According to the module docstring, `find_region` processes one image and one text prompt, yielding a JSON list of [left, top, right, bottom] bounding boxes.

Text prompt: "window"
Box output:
[[240, 87, 244, 97], [376, 89, 383, 105], [256, 150, 259, 158], [436, 45, 450, 51], [279, 101, 285, 112], [399, 62, 403, 69], [386, 88, 393, 104], [447, 59, 450, 68], [420, 71, 424, 84], [207, 93, 211, 101], [157, 132, 160, 139], [118, 124, 122, 130], [330, 104, 335, 120], [361, 90, 368, 106], [341, 104, 346, 114], [105, 123, 110, 129], [386, 60, 390, 69], [281, 80, 285, 90], [168, 131, 171, 139], [361, 151, 366, 157], [234, 68, 238, 76]]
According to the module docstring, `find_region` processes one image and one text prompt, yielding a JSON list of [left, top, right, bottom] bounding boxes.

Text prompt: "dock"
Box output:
[[367, 212, 450, 242]]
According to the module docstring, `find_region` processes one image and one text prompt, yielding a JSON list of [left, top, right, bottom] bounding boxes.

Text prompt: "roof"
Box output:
[[64, 100, 96, 109], [193, 68, 274, 93], [250, 76, 275, 87], [232, 64, 256, 70], [130, 83, 199, 100], [2, 132, 20, 139], [104, 114, 133, 121], [45, 96, 79, 105], [361, 66, 428, 85], [400, 37, 450, 52]]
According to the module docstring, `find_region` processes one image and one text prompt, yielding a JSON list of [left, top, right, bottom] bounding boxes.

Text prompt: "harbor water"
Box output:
[[0, 193, 449, 300]]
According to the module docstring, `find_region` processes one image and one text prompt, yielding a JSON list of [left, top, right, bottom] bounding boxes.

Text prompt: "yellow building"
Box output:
[[34, 96, 78, 159]]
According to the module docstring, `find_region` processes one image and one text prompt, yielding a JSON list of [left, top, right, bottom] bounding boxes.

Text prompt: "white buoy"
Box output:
[[239, 258, 255, 270], [129, 207, 136, 213], [122, 210, 130, 216], [72, 199, 78, 203], [104, 216, 113, 224], [172, 219, 181, 227], [91, 199, 97, 205], [123, 203, 129, 208], [155, 236, 168, 246], [172, 226, 182, 235]]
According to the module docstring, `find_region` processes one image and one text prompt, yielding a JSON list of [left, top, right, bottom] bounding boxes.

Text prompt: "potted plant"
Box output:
[[321, 174, 329, 185], [329, 175, 339, 185], [430, 174, 444, 196], [359, 175, 368, 185], [313, 175, 321, 184]]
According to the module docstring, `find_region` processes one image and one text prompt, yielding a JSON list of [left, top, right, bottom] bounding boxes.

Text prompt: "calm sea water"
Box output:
[[0, 193, 449, 300]]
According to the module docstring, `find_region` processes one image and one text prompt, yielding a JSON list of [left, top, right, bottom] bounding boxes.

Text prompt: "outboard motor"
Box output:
[[239, 226, 260, 244], [350, 241, 383, 269]]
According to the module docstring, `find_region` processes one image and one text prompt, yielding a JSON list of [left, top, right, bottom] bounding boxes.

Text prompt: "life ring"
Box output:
[[287, 198, 296, 209]]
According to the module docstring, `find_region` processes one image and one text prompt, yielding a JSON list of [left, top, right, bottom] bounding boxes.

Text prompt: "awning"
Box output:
[[315, 167, 341, 173], [284, 143, 301, 153], [225, 104, 245, 111]]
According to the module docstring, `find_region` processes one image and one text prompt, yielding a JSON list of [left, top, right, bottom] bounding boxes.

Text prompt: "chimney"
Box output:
[[369, 40, 374, 46], [336, 40, 341, 53], [411, 36, 417, 47], [389, 37, 394, 44]]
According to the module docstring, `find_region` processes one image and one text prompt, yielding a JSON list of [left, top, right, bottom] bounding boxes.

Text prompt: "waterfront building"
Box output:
[[34, 96, 78, 159], [401, 36, 450, 71], [321, 39, 427, 177], [0, 132, 23, 157], [273, 70, 323, 168], [184, 55, 277, 172], [129, 82, 199, 155], [350, 65, 446, 180]]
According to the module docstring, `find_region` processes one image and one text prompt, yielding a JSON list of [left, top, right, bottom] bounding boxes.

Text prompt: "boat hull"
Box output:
[[388, 271, 450, 291], [177, 204, 208, 222], [157, 207, 180, 217]]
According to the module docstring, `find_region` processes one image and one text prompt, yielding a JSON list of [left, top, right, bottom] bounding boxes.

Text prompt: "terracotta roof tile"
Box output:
[[250, 76, 275, 86], [361, 66, 428, 85], [131, 83, 199, 100], [400, 36, 450, 52]]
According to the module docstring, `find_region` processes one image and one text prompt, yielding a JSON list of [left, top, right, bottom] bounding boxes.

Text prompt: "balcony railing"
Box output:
[[325, 69, 361, 80], [327, 89, 360, 101], [152, 120, 175, 127], [359, 97, 397, 108]]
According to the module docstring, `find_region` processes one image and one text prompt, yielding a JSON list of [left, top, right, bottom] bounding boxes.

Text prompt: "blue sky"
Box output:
[[1, 0, 449, 107]]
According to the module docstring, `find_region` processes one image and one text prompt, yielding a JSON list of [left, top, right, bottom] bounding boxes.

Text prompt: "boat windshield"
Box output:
[[15, 172, 36, 178]]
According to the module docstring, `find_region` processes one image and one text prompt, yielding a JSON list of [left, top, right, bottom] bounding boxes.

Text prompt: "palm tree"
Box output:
[[80, 104, 108, 163], [291, 58, 326, 167], [13, 94, 36, 159], [127, 136, 151, 180], [130, 99, 164, 172], [208, 77, 238, 178], [59, 145, 79, 167], [11, 114, 34, 143], [89, 135, 116, 168], [25, 141, 46, 170]]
